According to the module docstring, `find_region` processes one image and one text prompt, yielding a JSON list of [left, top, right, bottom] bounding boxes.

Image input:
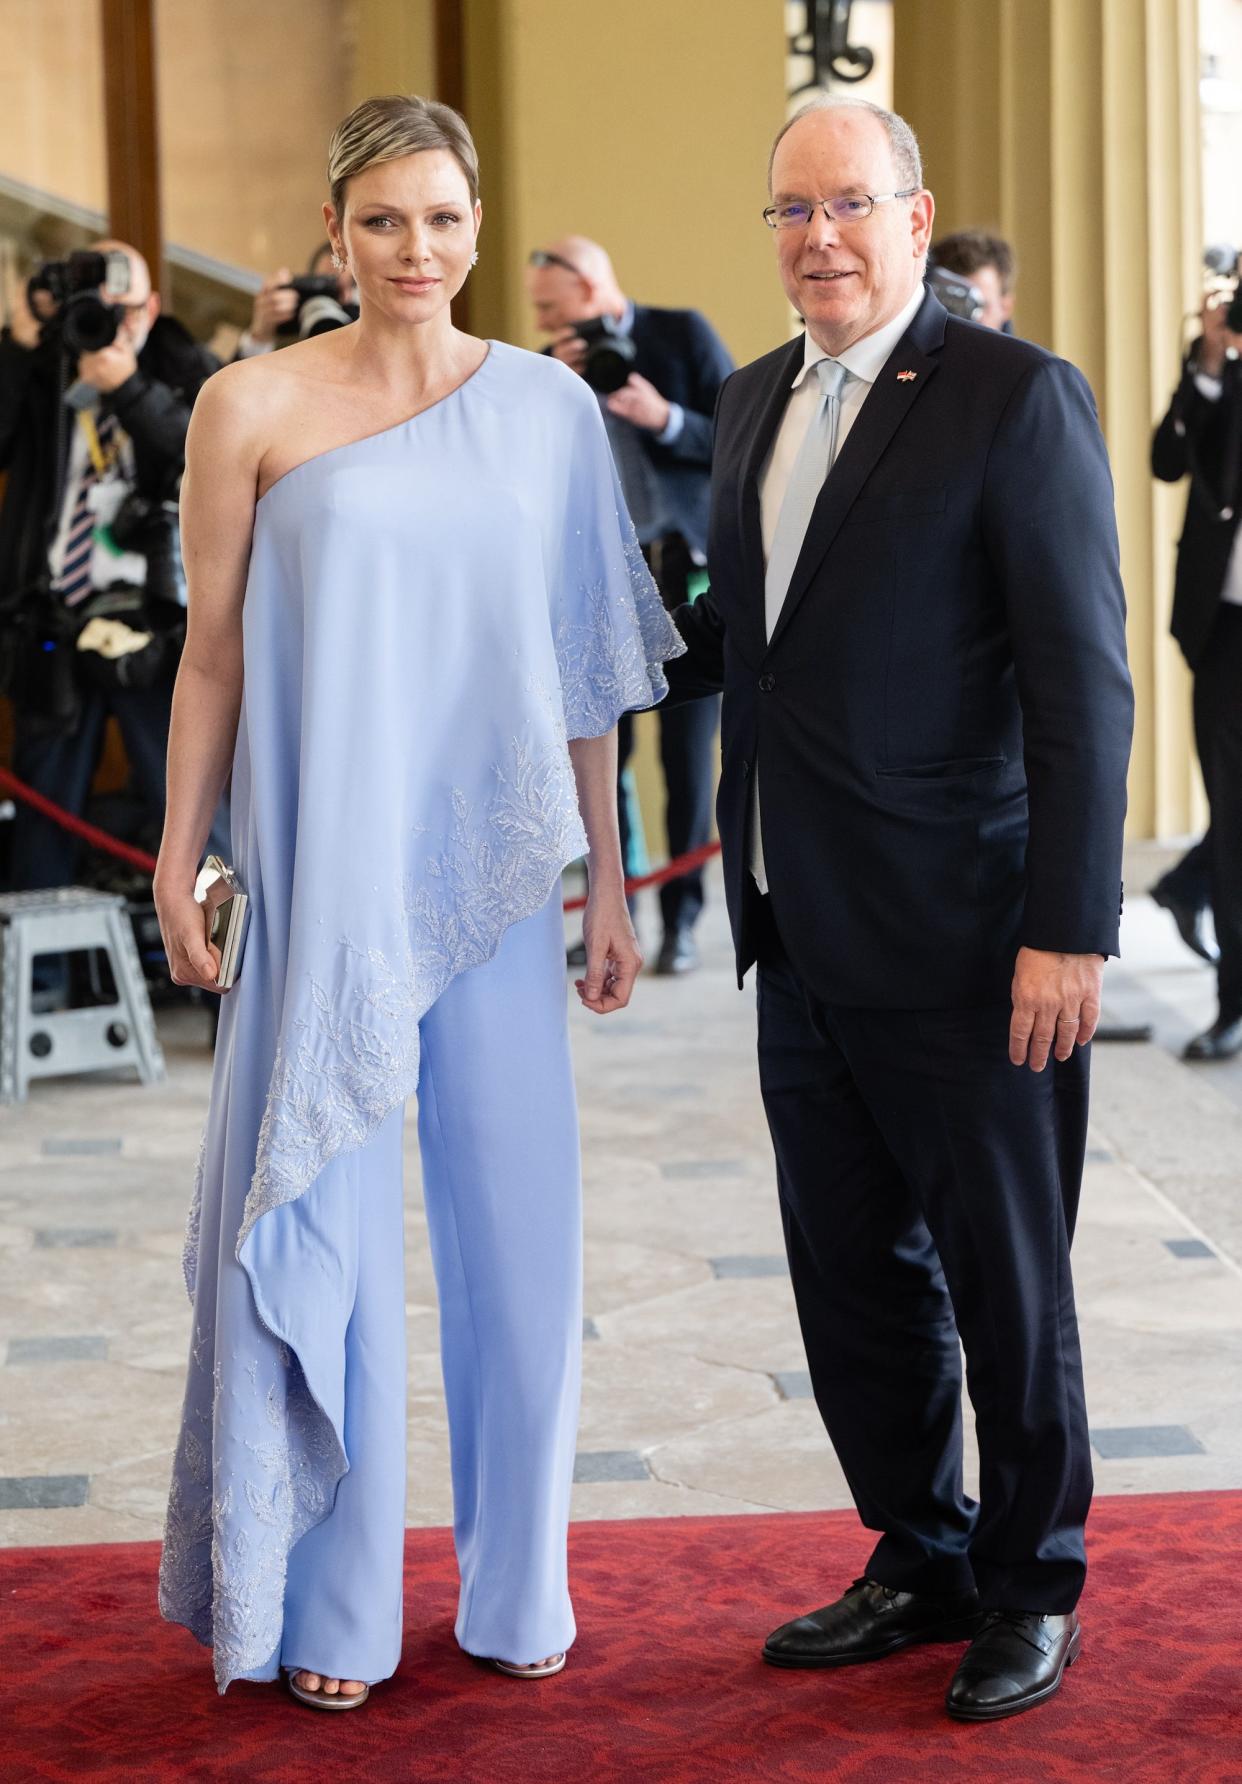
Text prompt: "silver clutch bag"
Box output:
[[193, 854, 251, 990]]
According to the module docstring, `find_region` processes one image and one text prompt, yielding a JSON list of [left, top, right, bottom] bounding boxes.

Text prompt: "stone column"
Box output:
[[895, 0, 1205, 840]]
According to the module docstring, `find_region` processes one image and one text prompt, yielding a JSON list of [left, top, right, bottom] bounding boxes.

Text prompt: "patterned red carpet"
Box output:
[[4, 1494, 1239, 1783]]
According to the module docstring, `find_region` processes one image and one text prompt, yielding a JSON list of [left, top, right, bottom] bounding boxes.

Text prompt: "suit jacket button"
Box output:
[[758, 673, 775, 692]]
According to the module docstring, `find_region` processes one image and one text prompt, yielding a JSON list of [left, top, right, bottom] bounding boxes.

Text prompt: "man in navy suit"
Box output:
[[667, 97, 1133, 1722], [527, 238, 733, 974]]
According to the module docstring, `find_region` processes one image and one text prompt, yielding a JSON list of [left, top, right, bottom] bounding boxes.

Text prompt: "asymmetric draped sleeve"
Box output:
[[158, 342, 683, 1688]]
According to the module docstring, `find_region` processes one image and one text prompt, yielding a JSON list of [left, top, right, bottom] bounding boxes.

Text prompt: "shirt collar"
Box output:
[[792, 283, 927, 390]]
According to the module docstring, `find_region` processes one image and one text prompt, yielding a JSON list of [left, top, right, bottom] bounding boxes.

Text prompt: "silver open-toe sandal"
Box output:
[[285, 1668, 371, 1710], [490, 1653, 567, 1679]]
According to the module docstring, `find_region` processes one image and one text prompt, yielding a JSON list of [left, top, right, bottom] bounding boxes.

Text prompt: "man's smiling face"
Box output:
[[769, 107, 934, 356]]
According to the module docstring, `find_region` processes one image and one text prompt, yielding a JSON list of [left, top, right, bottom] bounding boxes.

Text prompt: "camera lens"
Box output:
[[62, 295, 121, 355]]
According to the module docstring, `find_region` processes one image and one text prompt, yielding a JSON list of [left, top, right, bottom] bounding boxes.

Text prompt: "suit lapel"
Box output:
[[737, 336, 805, 645], [767, 292, 947, 652]]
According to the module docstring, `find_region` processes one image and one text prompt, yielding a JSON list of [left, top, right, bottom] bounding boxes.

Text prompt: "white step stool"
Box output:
[[0, 888, 166, 1103]]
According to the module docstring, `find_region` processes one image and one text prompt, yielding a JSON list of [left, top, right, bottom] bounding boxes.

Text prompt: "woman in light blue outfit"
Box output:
[[153, 94, 682, 1710]]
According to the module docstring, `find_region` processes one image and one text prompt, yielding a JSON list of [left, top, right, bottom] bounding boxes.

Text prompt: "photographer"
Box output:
[[930, 227, 1017, 333], [0, 238, 226, 891], [235, 242, 359, 356], [527, 235, 733, 975], [1151, 279, 1242, 1058]]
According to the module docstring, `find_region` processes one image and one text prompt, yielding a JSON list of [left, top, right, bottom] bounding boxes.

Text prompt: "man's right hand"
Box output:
[[246, 267, 298, 346], [1198, 290, 1241, 378], [548, 327, 588, 375]]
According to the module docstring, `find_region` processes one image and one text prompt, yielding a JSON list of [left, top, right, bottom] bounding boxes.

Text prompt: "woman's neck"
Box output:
[[343, 303, 479, 399]]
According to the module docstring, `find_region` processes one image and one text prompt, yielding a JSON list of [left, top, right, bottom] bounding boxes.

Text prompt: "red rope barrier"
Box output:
[[561, 839, 722, 911], [0, 767, 160, 874], [0, 766, 721, 906]]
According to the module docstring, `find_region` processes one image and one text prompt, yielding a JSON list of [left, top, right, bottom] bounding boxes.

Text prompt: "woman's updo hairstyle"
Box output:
[[327, 94, 480, 217]]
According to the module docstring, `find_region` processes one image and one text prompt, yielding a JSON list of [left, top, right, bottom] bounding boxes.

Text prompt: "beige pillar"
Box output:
[[346, 1, 438, 108], [895, 0, 1204, 840], [463, 0, 788, 858]]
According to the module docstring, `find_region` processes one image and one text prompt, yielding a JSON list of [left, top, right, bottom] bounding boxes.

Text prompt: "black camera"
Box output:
[[573, 315, 638, 394], [276, 274, 359, 340], [27, 249, 134, 354], [926, 263, 984, 324]]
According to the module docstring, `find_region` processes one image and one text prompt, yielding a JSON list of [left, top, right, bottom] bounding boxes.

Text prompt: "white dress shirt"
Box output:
[[751, 283, 928, 893], [1192, 369, 1242, 606]]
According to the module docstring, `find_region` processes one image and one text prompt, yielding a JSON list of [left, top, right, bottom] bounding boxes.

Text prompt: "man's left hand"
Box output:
[[1009, 947, 1103, 1071], [606, 372, 671, 433], [77, 339, 139, 393]]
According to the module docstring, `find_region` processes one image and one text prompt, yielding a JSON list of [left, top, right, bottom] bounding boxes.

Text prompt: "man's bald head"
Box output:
[[88, 238, 160, 350], [90, 240, 153, 304], [525, 233, 626, 334]]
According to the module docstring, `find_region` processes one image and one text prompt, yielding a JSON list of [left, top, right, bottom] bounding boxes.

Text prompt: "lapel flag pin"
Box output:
[[896, 369, 918, 382]]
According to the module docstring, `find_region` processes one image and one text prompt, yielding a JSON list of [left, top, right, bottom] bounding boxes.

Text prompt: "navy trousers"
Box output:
[[755, 903, 1093, 1613], [8, 676, 230, 891]]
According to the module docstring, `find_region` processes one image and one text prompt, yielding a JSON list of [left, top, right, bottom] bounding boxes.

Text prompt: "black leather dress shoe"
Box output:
[[654, 928, 699, 975], [763, 1578, 984, 1669], [946, 1610, 1080, 1721], [1184, 1014, 1242, 1061], [1151, 886, 1218, 963]]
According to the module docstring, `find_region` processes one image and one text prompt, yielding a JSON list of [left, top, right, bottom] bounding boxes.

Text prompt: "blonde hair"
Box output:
[[327, 94, 480, 216]]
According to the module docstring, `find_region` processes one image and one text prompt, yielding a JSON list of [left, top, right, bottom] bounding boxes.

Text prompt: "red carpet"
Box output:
[[3, 1494, 1240, 1783]]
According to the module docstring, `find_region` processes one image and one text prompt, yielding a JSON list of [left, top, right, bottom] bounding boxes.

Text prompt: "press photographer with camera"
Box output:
[[527, 235, 733, 975], [0, 238, 227, 891], [1151, 262, 1242, 1059], [235, 242, 360, 356], [929, 228, 1017, 333]]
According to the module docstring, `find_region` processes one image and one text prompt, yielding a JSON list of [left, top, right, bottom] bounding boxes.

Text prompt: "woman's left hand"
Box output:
[[575, 891, 642, 1014]]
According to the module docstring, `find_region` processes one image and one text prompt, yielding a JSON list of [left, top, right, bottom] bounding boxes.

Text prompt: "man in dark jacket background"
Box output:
[[527, 236, 733, 974], [0, 239, 226, 890], [1152, 285, 1242, 1058]]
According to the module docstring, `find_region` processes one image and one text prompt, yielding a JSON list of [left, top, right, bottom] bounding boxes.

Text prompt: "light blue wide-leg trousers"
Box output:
[[279, 890, 582, 1681]]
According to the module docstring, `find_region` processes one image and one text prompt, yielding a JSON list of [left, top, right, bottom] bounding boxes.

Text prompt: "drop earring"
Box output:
[[331, 252, 345, 270], [470, 250, 480, 268]]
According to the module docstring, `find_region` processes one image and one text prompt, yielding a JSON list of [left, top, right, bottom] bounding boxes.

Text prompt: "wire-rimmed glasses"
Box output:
[[762, 190, 920, 229]]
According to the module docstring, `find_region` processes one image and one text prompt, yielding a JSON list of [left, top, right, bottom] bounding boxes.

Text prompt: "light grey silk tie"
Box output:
[[752, 357, 851, 893], [764, 358, 850, 640]]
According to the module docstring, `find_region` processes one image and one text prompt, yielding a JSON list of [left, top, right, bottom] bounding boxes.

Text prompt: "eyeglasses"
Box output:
[[762, 190, 920, 230], [528, 248, 585, 278]]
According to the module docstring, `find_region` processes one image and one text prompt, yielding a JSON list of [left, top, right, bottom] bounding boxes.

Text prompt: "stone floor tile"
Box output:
[[1091, 1424, 1205, 1459], [569, 1480, 774, 1520], [582, 1236, 711, 1316], [0, 1474, 89, 1509], [33, 1228, 118, 1249], [0, 1504, 163, 1547], [578, 1342, 774, 1450], [648, 1402, 854, 1513], [40, 1137, 123, 1156], [6, 1335, 109, 1364], [574, 1450, 650, 1483], [710, 1255, 788, 1280], [597, 1276, 805, 1376], [661, 1160, 748, 1180]]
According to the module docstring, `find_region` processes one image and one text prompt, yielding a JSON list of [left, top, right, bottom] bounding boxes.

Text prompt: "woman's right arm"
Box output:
[[153, 365, 265, 992]]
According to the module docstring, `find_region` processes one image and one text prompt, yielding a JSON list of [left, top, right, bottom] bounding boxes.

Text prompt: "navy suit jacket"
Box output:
[[1151, 359, 1242, 671], [625, 304, 734, 555], [667, 290, 1134, 1008]]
